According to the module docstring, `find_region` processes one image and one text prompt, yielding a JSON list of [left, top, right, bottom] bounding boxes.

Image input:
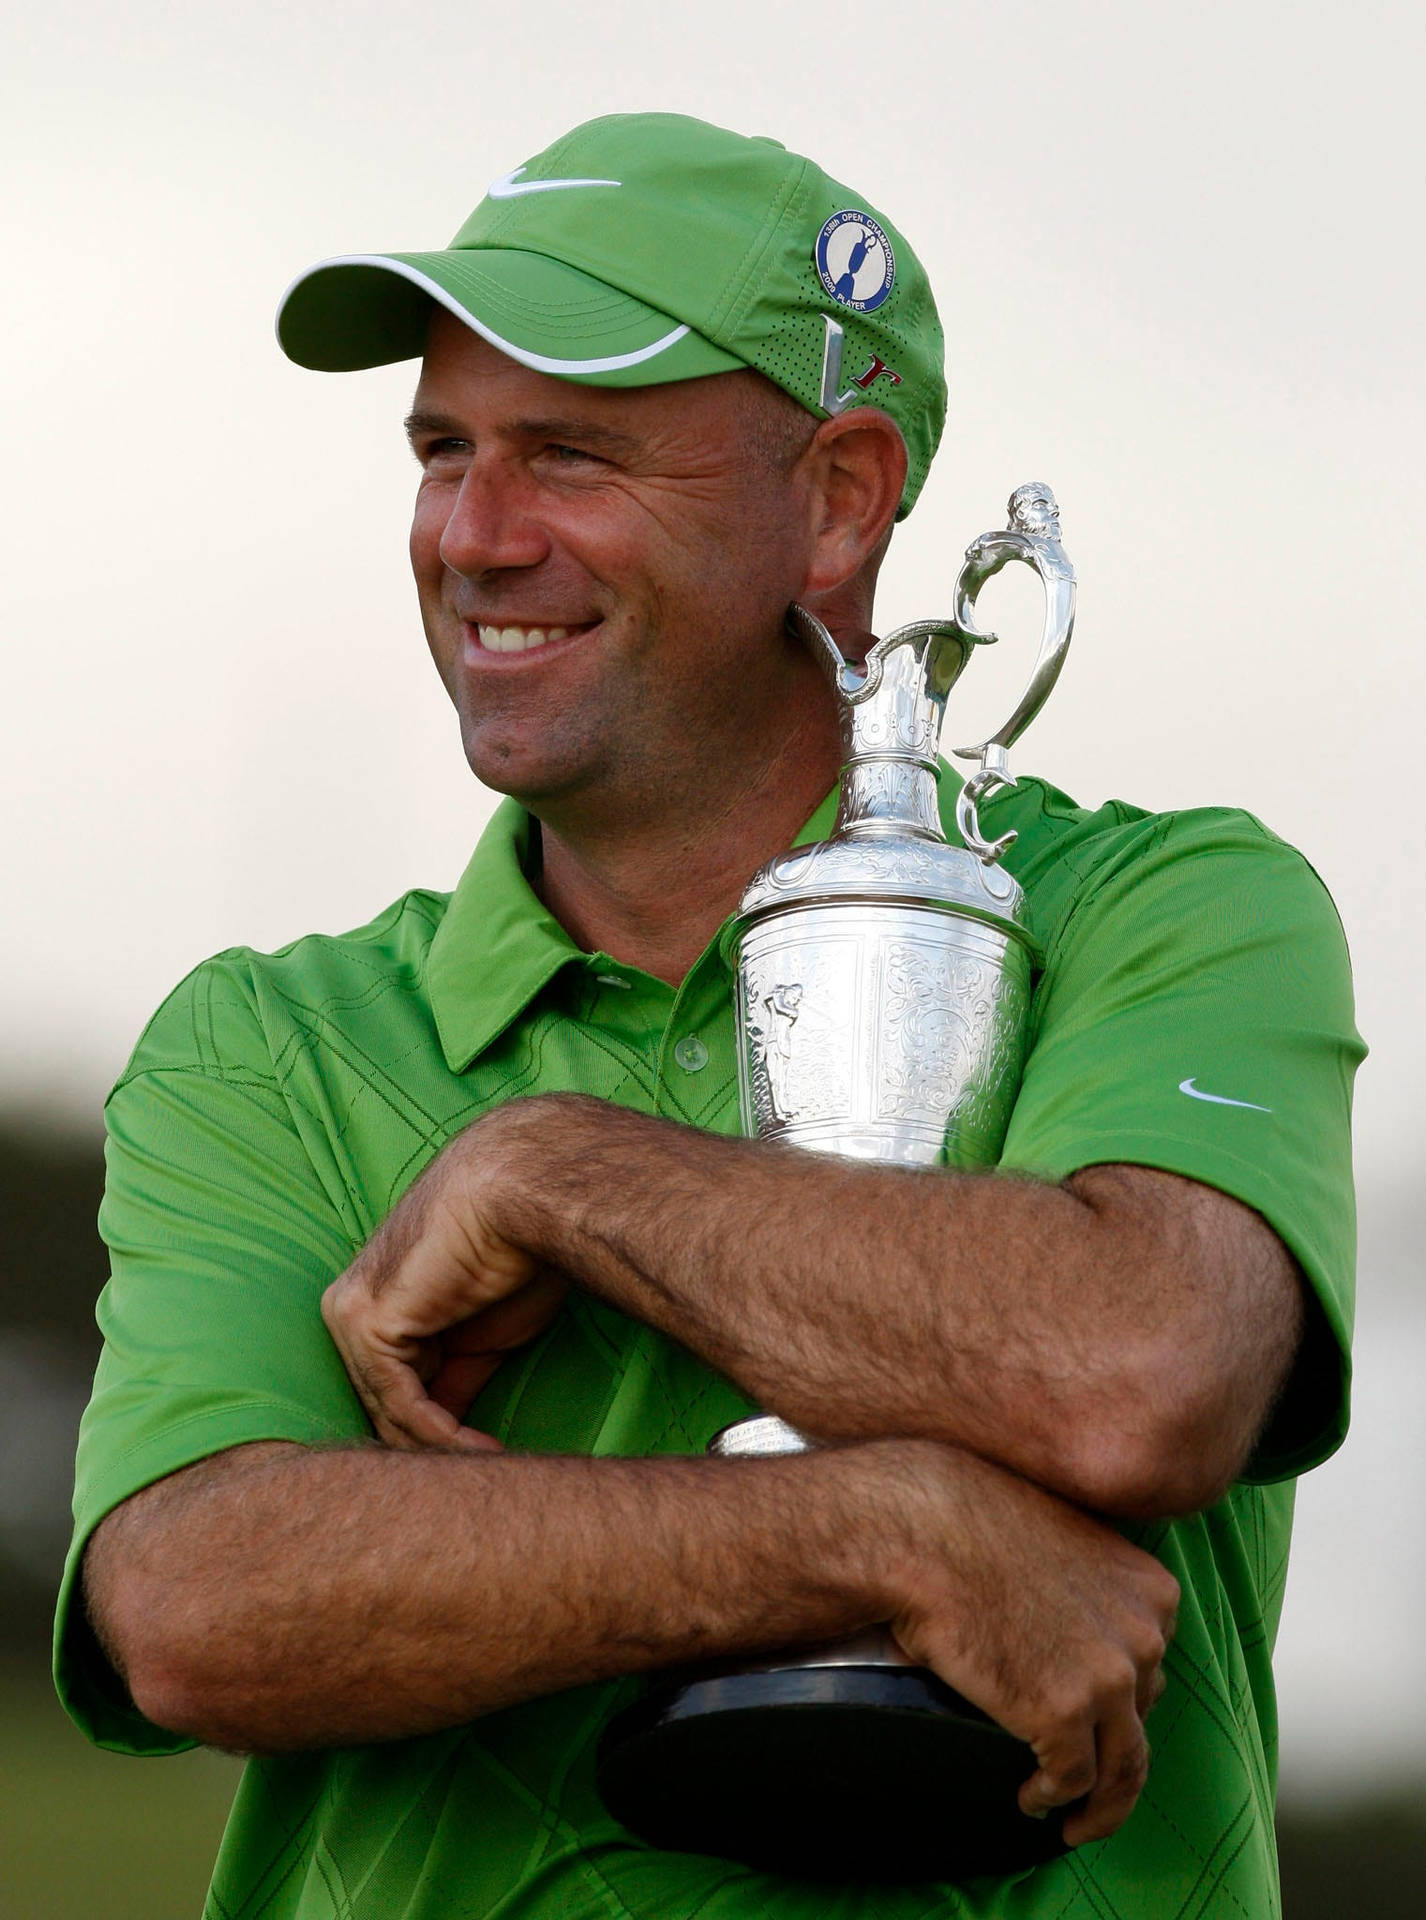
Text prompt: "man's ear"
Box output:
[[798, 408, 908, 598]]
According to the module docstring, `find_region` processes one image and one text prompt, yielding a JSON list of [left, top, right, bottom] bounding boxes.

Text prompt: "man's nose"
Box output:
[[438, 459, 550, 577]]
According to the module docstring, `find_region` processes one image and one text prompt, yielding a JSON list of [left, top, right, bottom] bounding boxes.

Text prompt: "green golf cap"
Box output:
[[277, 113, 946, 514]]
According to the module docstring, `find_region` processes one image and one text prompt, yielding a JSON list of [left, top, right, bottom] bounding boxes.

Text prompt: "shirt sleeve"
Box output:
[[53, 959, 371, 1754], [998, 808, 1363, 1484]]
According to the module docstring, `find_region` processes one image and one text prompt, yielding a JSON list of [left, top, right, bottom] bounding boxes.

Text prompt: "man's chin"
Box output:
[[459, 730, 589, 816]]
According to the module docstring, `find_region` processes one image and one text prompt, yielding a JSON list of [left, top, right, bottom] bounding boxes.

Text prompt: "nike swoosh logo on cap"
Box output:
[[488, 167, 622, 199], [1179, 1078, 1272, 1113]]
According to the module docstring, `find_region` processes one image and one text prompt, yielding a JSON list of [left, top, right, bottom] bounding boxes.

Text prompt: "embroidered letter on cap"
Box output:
[[853, 354, 903, 391]]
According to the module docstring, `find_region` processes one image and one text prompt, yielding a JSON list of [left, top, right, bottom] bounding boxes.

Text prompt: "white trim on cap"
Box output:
[[277, 254, 690, 375]]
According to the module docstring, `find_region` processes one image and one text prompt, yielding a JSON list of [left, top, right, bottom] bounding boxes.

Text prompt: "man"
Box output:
[[57, 114, 1361, 1918]]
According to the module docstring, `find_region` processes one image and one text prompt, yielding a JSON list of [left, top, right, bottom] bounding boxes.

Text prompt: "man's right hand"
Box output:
[[871, 1439, 1179, 1847]]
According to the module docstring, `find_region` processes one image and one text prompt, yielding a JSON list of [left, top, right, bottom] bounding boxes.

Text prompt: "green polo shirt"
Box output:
[[56, 769, 1361, 1919]]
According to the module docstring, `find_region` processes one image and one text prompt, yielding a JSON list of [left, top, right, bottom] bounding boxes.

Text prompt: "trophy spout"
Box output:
[[787, 606, 981, 841]]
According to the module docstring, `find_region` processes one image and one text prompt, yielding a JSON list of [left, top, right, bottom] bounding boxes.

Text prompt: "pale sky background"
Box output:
[[3, 0, 1423, 1801]]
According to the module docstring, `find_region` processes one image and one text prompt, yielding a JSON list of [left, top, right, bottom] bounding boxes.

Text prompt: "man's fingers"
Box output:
[[1019, 1713, 1150, 1846], [329, 1312, 466, 1449], [325, 1207, 543, 1350], [1136, 1657, 1168, 1720], [344, 1345, 458, 1448], [1017, 1661, 1156, 1845], [326, 1293, 513, 1451], [1018, 1724, 1098, 1820], [428, 1352, 506, 1417], [1063, 1706, 1151, 1847], [425, 1279, 570, 1421], [324, 1276, 565, 1451], [446, 1275, 568, 1356], [363, 1364, 500, 1452]]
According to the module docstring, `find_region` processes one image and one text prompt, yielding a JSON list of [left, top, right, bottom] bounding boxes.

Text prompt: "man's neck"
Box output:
[[526, 593, 878, 984], [533, 736, 839, 986]]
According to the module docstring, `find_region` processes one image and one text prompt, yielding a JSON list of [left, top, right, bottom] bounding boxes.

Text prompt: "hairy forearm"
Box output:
[[86, 1438, 909, 1752], [489, 1099, 1303, 1515], [89, 1403, 1184, 1845]]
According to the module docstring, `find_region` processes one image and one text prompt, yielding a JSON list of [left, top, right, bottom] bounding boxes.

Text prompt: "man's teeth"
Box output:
[[476, 624, 571, 653]]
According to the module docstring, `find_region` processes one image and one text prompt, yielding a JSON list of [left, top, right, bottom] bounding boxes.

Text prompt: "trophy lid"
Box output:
[[735, 828, 1039, 960]]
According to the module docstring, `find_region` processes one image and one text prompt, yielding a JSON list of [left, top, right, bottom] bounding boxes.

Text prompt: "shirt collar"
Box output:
[[428, 763, 966, 1074], [427, 798, 586, 1073]]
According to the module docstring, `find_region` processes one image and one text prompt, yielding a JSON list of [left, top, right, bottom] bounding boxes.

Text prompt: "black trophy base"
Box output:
[[596, 1664, 1070, 1883]]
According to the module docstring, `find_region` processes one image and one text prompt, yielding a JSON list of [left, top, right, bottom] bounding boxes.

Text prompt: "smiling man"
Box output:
[[57, 114, 1361, 1919], [403, 311, 855, 979]]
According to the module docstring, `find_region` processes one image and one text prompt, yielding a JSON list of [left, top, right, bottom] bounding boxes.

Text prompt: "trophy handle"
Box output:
[[950, 483, 1077, 863]]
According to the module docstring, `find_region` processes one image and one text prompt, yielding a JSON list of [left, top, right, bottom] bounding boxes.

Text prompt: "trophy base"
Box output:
[[596, 1663, 1070, 1883]]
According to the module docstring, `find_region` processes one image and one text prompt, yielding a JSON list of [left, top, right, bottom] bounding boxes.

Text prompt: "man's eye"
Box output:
[[413, 436, 469, 466], [547, 443, 601, 465]]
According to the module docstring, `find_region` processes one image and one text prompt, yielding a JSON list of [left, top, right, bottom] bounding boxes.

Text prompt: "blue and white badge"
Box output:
[[815, 210, 896, 313]]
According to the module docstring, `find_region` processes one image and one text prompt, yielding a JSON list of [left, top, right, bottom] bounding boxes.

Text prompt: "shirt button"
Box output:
[[673, 1036, 709, 1073]]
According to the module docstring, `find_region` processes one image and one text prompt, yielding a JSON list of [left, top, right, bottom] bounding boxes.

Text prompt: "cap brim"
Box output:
[[276, 248, 746, 387]]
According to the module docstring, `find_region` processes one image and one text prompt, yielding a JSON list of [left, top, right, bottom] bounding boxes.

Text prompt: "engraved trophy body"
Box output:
[[597, 487, 1077, 1884]]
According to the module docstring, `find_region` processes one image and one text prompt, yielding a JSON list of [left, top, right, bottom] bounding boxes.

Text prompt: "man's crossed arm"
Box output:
[[88, 1431, 1178, 1846], [322, 1094, 1304, 1519], [84, 1093, 1301, 1845]]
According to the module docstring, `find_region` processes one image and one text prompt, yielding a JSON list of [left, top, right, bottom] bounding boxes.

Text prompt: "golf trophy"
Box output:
[[597, 485, 1077, 1882]]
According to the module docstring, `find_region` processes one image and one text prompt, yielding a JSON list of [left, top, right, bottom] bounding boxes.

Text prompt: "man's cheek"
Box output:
[[409, 486, 451, 577], [415, 604, 463, 708]]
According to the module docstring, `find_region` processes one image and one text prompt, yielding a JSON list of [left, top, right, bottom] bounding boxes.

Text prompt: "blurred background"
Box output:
[[3, 1, 1423, 1912]]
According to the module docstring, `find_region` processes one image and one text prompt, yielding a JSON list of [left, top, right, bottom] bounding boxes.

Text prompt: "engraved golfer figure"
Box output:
[[761, 983, 803, 1122]]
